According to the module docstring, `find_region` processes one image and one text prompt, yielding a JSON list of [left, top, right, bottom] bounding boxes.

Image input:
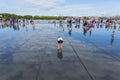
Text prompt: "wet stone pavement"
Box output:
[[0, 23, 120, 80]]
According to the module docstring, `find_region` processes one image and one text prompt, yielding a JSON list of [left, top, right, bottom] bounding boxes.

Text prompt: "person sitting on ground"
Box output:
[[57, 36, 63, 50]]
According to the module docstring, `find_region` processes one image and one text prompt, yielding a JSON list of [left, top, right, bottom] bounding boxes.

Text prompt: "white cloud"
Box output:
[[53, 4, 93, 11], [0, 8, 38, 13], [0, 0, 94, 16], [21, 0, 64, 9], [1, 0, 120, 16], [20, 0, 93, 11]]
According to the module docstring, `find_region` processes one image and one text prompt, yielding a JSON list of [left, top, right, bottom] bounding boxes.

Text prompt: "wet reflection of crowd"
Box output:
[[0, 18, 36, 31], [58, 20, 65, 31], [110, 30, 115, 45], [57, 17, 120, 45], [67, 19, 72, 36]]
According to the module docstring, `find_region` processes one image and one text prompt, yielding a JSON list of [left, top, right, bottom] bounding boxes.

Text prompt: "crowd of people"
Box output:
[[56, 17, 120, 46], [66, 17, 120, 29], [0, 16, 119, 53], [56, 17, 120, 36], [0, 18, 35, 31]]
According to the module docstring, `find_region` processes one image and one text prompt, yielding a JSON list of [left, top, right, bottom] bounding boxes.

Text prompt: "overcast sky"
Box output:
[[0, 0, 120, 16]]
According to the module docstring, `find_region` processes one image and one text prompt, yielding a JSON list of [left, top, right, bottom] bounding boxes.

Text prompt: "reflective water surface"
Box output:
[[0, 20, 120, 80], [57, 22, 120, 58]]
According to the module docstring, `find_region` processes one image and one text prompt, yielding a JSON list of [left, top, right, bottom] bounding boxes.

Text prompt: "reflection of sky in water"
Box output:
[[0, 22, 120, 58], [57, 24, 120, 58], [0, 23, 53, 52]]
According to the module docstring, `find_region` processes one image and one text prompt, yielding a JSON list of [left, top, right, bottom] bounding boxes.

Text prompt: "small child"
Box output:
[[57, 36, 63, 50]]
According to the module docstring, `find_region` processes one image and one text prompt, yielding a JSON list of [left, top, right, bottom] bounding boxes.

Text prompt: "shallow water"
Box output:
[[0, 22, 120, 58], [56, 23, 120, 58], [0, 21, 120, 80]]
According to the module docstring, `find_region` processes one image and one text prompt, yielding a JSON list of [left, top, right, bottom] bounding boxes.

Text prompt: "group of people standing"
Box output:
[[0, 18, 35, 31]]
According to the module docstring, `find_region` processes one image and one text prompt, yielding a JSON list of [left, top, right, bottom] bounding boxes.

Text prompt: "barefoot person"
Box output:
[[57, 36, 63, 51]]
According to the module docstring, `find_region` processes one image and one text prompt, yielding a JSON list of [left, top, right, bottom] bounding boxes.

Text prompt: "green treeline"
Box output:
[[0, 13, 67, 20], [1, 13, 119, 20], [34, 16, 66, 20]]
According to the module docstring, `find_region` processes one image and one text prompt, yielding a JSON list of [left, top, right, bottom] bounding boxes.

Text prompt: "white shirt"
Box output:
[[57, 37, 63, 41]]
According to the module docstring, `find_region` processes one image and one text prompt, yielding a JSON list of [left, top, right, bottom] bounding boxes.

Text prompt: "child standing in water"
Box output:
[[57, 36, 63, 51]]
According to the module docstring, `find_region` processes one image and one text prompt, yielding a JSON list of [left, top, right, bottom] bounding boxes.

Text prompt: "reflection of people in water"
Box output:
[[118, 22, 120, 31], [2, 20, 8, 28], [57, 51, 63, 59], [110, 31, 115, 45], [68, 27, 72, 36], [83, 27, 87, 36], [59, 20, 64, 31], [67, 24, 72, 36], [26, 25, 28, 32], [113, 22, 117, 30], [75, 18, 80, 28], [75, 24, 80, 28], [22, 19, 25, 28], [17, 23, 20, 31], [83, 26, 89, 36], [0, 18, 2, 28], [119, 26, 120, 31], [31, 20, 35, 30], [100, 18, 103, 28], [89, 28, 92, 37], [0, 17, 2, 28], [13, 23, 17, 30]]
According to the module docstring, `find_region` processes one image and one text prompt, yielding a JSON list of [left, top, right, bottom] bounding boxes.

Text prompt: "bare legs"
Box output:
[[57, 43, 63, 50]]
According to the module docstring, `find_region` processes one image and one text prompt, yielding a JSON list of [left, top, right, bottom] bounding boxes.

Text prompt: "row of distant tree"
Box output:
[[0, 13, 120, 20], [0, 13, 67, 20]]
